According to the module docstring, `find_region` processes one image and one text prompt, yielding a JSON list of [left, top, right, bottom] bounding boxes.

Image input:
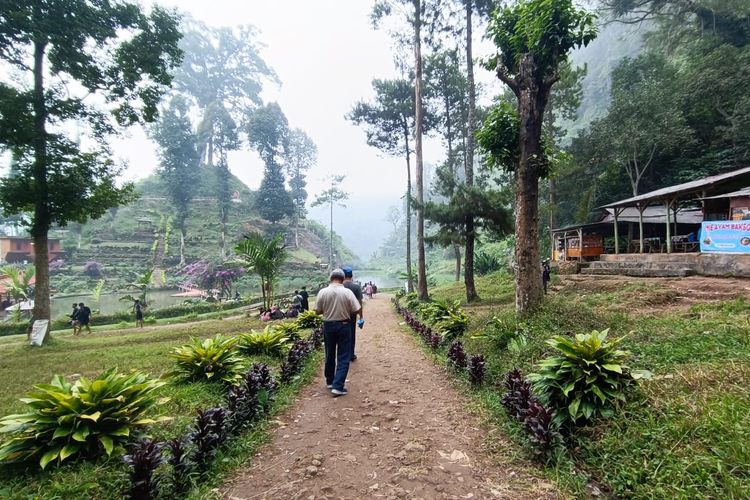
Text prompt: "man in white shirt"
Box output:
[[315, 268, 362, 396]]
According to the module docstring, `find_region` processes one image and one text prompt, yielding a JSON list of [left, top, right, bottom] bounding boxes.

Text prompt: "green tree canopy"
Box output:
[[0, 0, 182, 334]]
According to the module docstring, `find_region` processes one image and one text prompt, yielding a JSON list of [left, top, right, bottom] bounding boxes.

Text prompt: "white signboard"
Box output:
[[29, 320, 49, 347]]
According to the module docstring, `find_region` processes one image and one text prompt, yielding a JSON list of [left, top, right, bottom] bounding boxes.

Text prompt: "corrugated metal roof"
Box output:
[[598, 166, 750, 209], [551, 207, 703, 233], [602, 206, 704, 224], [701, 186, 750, 200]]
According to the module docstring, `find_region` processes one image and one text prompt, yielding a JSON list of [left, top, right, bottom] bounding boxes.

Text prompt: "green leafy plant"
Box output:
[[238, 327, 290, 357], [418, 299, 470, 342], [528, 329, 648, 425], [271, 320, 302, 340], [0, 368, 167, 469], [403, 292, 420, 310], [474, 248, 503, 275], [169, 335, 245, 385], [296, 310, 323, 329]]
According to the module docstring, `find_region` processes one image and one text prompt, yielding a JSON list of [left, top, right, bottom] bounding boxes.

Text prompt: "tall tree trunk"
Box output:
[[515, 54, 548, 315], [404, 126, 414, 293], [32, 36, 52, 342], [179, 227, 186, 267], [453, 243, 461, 281], [329, 195, 334, 273], [413, 0, 428, 301], [549, 177, 557, 230], [464, 0, 479, 302]]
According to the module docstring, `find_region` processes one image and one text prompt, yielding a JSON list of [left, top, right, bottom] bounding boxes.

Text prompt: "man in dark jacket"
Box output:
[[341, 266, 363, 361], [299, 286, 310, 311]]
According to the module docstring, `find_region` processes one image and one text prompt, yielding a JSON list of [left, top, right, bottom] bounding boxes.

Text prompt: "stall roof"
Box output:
[[701, 186, 750, 200], [551, 207, 703, 234], [602, 206, 703, 224], [597, 166, 750, 209]]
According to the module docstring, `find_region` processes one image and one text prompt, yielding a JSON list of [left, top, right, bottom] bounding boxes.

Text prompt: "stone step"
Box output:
[[588, 261, 693, 271], [581, 267, 695, 278]]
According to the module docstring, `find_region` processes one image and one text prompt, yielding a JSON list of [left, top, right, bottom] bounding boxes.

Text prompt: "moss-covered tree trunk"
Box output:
[[515, 54, 549, 314], [403, 124, 415, 293], [32, 36, 52, 342], [464, 0, 479, 302], [413, 0, 428, 301]]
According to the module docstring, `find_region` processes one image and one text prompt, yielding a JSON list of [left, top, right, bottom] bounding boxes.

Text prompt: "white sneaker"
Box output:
[[326, 384, 333, 389], [331, 388, 348, 397]]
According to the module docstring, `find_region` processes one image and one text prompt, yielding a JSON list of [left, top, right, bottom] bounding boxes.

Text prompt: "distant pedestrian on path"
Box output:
[[133, 299, 144, 328], [315, 268, 361, 397], [365, 282, 373, 299], [300, 286, 309, 311], [342, 266, 363, 362], [542, 260, 551, 295], [77, 302, 92, 334], [70, 303, 80, 335]]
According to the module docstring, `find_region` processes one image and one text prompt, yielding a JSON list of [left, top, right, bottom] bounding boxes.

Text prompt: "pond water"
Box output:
[[352, 271, 402, 290], [51, 289, 186, 318]]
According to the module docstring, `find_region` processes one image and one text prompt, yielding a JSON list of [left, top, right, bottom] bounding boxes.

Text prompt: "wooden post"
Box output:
[[613, 207, 620, 255], [578, 227, 583, 261], [638, 204, 645, 253], [665, 199, 672, 253]]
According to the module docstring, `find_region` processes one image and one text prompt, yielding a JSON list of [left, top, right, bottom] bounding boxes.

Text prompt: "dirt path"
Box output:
[[224, 295, 556, 500]]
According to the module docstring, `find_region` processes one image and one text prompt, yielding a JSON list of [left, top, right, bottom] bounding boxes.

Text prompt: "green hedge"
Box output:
[[1, 297, 265, 337], [0, 322, 29, 337]]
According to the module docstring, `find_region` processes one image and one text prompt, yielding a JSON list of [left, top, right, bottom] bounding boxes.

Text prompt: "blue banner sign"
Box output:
[[700, 221, 750, 253]]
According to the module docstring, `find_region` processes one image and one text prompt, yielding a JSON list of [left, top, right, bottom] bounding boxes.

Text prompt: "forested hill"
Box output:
[[550, 0, 750, 228], [50, 173, 360, 294]]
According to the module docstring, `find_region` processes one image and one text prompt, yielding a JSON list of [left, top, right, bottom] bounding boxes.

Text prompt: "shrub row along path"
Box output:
[[224, 294, 556, 500]]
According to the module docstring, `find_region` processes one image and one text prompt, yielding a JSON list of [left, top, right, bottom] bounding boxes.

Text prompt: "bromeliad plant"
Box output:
[[169, 334, 245, 385], [447, 341, 467, 371], [238, 327, 290, 357], [297, 310, 323, 329], [0, 368, 167, 469], [280, 339, 312, 383], [271, 320, 302, 340], [164, 437, 192, 497], [528, 329, 647, 425], [122, 439, 164, 500], [468, 354, 486, 386], [190, 407, 227, 474]]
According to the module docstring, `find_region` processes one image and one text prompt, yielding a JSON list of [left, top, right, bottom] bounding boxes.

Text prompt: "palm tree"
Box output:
[[1, 265, 35, 302], [235, 233, 287, 310], [120, 269, 154, 307]]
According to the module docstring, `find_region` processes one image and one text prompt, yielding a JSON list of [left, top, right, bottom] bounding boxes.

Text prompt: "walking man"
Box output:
[[299, 286, 309, 311], [341, 266, 363, 361], [70, 303, 80, 335], [315, 268, 361, 397], [77, 302, 92, 334]]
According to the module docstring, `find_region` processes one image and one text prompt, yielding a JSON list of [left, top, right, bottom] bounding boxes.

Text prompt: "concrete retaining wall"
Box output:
[[598, 253, 750, 277]]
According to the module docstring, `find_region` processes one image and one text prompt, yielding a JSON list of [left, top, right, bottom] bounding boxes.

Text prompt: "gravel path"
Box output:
[[224, 294, 557, 500]]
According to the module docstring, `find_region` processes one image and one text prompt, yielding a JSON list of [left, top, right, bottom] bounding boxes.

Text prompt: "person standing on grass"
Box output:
[[70, 303, 80, 335], [133, 299, 144, 328], [299, 286, 310, 311], [77, 302, 92, 334], [342, 266, 363, 362], [315, 268, 361, 397], [542, 260, 551, 295]]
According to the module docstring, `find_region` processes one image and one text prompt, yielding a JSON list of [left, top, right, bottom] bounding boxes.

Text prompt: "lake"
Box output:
[[51, 289, 187, 318]]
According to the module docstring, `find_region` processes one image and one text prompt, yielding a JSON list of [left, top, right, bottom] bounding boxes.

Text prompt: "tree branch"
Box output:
[[495, 60, 518, 93]]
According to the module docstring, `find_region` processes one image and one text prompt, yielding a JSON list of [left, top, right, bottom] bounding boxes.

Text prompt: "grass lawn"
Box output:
[[0, 316, 317, 499], [421, 273, 750, 499]]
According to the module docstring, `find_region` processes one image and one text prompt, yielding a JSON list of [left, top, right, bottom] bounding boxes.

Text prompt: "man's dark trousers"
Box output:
[[323, 321, 353, 391], [349, 314, 357, 359]]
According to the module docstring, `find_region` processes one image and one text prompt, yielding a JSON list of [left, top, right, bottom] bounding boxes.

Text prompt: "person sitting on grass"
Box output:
[[269, 305, 285, 320], [76, 302, 92, 335]]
